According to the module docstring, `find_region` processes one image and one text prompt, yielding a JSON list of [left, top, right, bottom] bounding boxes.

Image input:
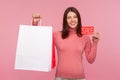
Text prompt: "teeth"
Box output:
[[71, 23, 76, 25]]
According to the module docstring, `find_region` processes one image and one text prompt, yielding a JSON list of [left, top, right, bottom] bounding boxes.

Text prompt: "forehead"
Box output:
[[67, 11, 76, 16]]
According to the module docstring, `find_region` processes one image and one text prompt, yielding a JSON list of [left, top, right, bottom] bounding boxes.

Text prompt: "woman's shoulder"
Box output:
[[82, 34, 89, 38], [82, 34, 90, 41], [53, 30, 62, 38]]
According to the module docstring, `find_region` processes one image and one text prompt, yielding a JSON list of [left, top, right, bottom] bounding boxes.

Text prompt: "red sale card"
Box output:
[[82, 26, 94, 35]]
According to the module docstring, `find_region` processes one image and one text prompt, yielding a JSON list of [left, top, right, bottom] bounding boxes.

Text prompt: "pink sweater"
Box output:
[[32, 23, 98, 78], [54, 29, 98, 78]]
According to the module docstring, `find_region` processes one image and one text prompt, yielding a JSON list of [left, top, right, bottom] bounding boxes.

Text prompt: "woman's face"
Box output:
[[67, 11, 78, 29]]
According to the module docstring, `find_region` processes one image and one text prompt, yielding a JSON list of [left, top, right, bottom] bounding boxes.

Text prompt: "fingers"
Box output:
[[93, 32, 100, 38], [32, 12, 41, 19], [92, 32, 100, 41], [32, 13, 41, 25]]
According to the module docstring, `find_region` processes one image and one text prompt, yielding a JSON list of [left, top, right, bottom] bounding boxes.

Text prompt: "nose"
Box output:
[[71, 17, 75, 22]]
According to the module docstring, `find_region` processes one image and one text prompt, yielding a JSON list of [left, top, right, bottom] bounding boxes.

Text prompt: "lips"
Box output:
[[70, 23, 77, 26]]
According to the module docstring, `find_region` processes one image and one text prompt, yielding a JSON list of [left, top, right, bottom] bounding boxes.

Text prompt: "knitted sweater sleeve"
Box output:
[[84, 36, 98, 64]]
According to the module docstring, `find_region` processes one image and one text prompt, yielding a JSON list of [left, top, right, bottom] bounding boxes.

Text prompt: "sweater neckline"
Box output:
[[69, 28, 76, 34]]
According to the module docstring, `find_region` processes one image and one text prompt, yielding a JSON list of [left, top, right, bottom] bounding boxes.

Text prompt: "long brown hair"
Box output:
[[62, 7, 82, 39]]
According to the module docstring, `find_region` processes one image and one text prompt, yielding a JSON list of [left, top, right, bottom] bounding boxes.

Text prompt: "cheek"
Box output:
[[75, 19, 78, 23], [67, 19, 70, 23], [67, 20, 71, 26]]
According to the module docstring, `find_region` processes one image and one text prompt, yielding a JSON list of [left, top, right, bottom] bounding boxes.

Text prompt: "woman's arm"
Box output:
[[84, 32, 100, 64]]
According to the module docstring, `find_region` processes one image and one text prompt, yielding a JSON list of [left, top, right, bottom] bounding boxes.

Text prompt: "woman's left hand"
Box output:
[[92, 32, 100, 42]]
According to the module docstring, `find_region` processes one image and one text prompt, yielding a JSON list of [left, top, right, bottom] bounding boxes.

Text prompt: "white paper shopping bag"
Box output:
[[15, 25, 53, 72]]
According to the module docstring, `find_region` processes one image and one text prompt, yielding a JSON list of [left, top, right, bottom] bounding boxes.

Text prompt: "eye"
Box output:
[[73, 15, 77, 18], [67, 16, 71, 19]]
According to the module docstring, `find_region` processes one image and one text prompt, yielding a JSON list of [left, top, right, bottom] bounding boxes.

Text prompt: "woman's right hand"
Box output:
[[32, 13, 41, 26]]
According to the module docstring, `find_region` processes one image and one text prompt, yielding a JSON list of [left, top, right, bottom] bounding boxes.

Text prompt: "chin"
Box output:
[[71, 27, 76, 29], [69, 26, 77, 29]]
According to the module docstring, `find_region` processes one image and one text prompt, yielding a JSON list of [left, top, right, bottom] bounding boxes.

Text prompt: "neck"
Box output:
[[69, 28, 76, 34]]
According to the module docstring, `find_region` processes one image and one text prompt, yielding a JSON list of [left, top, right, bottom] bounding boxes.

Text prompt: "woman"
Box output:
[[32, 7, 100, 80]]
